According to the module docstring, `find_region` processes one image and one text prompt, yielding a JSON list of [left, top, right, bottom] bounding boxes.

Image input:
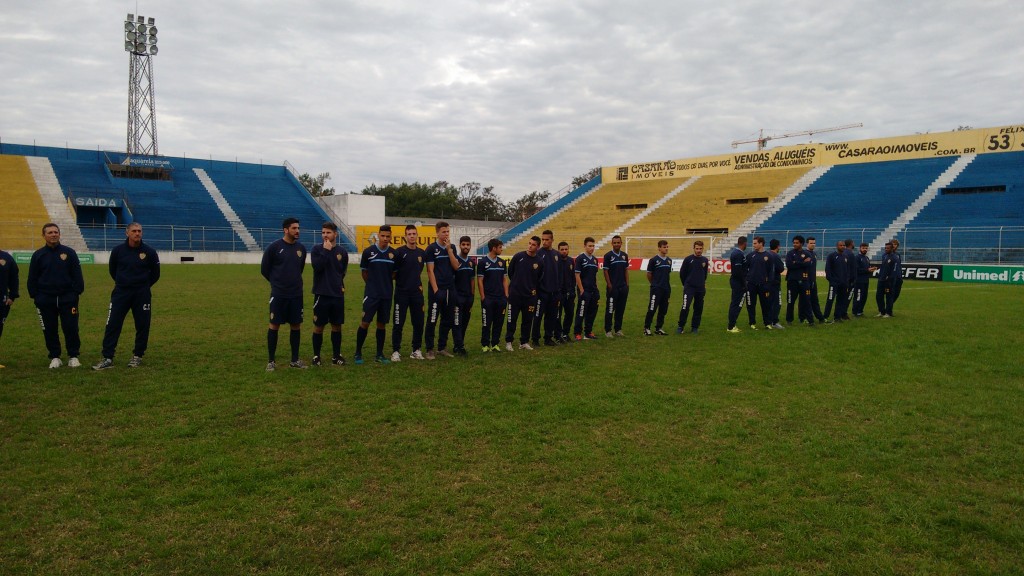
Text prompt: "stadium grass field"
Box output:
[[1, 263, 1022, 574]]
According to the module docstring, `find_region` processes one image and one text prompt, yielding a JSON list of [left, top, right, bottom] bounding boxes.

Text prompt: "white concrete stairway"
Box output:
[[193, 168, 261, 252], [24, 156, 88, 252], [718, 165, 831, 256], [595, 177, 700, 250], [867, 154, 976, 259]]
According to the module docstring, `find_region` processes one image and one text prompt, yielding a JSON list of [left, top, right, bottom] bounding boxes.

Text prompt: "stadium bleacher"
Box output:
[[0, 155, 50, 249]]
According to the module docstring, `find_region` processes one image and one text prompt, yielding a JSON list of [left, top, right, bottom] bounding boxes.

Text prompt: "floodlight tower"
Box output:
[[124, 13, 160, 157]]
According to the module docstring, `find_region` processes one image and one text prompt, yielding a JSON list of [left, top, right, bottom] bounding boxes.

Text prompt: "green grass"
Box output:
[[1, 265, 1023, 574]]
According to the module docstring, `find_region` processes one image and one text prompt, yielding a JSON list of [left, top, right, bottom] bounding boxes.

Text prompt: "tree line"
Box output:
[[298, 167, 600, 222]]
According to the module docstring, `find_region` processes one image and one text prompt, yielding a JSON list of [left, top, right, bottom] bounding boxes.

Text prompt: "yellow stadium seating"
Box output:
[[0, 155, 50, 249]]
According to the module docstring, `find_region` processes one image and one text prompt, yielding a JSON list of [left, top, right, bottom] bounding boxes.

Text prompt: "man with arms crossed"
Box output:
[[506, 236, 542, 350], [477, 238, 509, 352], [309, 222, 348, 367], [28, 223, 85, 369], [355, 225, 395, 364], [92, 222, 161, 370], [391, 224, 426, 361], [603, 235, 630, 337], [261, 217, 307, 371]]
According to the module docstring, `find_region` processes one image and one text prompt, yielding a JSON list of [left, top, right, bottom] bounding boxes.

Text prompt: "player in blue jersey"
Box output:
[[557, 241, 575, 343], [603, 235, 630, 337], [785, 235, 816, 327], [744, 236, 775, 330], [767, 239, 786, 329], [0, 248, 20, 369], [424, 221, 461, 359], [477, 238, 509, 351], [308, 222, 348, 367], [91, 222, 161, 371], [443, 235, 474, 356], [822, 240, 850, 323], [876, 242, 897, 317], [391, 225, 426, 362], [28, 223, 85, 369], [851, 243, 876, 316], [531, 230, 562, 347], [573, 237, 600, 340], [643, 240, 672, 336], [726, 236, 748, 333], [261, 217, 308, 370], [506, 236, 542, 350], [355, 225, 395, 364], [805, 237, 826, 323], [676, 240, 709, 334]]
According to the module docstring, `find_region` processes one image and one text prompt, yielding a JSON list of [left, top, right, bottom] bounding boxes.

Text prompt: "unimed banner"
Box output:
[[942, 265, 1024, 285]]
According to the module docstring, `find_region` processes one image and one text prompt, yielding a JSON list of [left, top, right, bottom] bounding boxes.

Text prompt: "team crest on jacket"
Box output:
[[417, 256, 422, 262], [533, 263, 538, 269], [336, 254, 342, 261], [0, 259, 5, 266], [60, 253, 68, 261], [388, 253, 394, 259], [140, 253, 147, 260], [296, 250, 303, 257]]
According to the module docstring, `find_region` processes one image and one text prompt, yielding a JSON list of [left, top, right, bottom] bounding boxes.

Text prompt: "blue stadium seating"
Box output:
[[488, 174, 602, 254]]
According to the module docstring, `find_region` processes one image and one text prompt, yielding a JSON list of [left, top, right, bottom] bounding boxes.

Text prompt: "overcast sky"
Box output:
[[2, 0, 1022, 199]]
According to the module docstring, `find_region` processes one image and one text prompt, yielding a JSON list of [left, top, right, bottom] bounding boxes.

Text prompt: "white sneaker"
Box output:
[[409, 349, 425, 360], [390, 351, 401, 362], [505, 342, 514, 352], [519, 342, 534, 351], [606, 331, 614, 338], [68, 357, 81, 368], [49, 358, 63, 369], [615, 331, 625, 337]]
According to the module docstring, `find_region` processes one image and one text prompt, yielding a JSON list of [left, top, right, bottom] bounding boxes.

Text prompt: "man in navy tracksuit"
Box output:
[[0, 248, 20, 369], [822, 240, 850, 323], [767, 239, 785, 328], [785, 235, 816, 327], [876, 242, 897, 317], [310, 222, 348, 366], [643, 240, 672, 336], [92, 222, 161, 370], [805, 237, 826, 323], [677, 240, 709, 334], [425, 221, 457, 359], [532, 230, 562, 346], [744, 236, 774, 330], [851, 243, 874, 316], [557, 242, 576, 342], [392, 225, 426, 361], [477, 238, 508, 351], [726, 236, 748, 332], [28, 223, 85, 368], [573, 237, 600, 340], [603, 235, 630, 337], [445, 236, 475, 356], [890, 238, 905, 312], [843, 239, 858, 320], [506, 236, 542, 349], [261, 217, 308, 370]]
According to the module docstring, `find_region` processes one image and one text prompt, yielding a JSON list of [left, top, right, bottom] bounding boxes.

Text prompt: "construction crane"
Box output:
[[731, 123, 863, 150]]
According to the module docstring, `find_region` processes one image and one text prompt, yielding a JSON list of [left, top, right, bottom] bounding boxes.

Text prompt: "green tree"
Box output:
[[456, 182, 505, 221], [503, 191, 550, 221], [571, 167, 601, 190], [298, 172, 335, 197]]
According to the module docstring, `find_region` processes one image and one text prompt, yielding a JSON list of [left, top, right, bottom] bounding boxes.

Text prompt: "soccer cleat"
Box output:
[[606, 331, 614, 338], [643, 328, 652, 336], [575, 334, 583, 342], [92, 358, 114, 371], [544, 339, 557, 347], [519, 342, 534, 351], [585, 332, 597, 340], [881, 314, 891, 318], [332, 356, 347, 366], [690, 329, 699, 335], [615, 331, 625, 337], [127, 355, 142, 368], [492, 345, 502, 352], [726, 327, 741, 333], [655, 329, 668, 336], [437, 349, 454, 358], [505, 342, 514, 352], [0, 363, 5, 369], [290, 359, 308, 369], [824, 319, 834, 325], [68, 357, 81, 368], [354, 355, 364, 365], [390, 351, 402, 362], [266, 361, 276, 372], [455, 348, 468, 357], [311, 355, 322, 367], [749, 324, 758, 331], [676, 326, 684, 334], [772, 323, 786, 330], [483, 346, 491, 353], [425, 350, 436, 360], [409, 350, 425, 360], [765, 324, 774, 330], [48, 358, 63, 369], [374, 355, 391, 364]]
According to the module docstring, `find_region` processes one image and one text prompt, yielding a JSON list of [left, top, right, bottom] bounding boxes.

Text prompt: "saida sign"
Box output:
[[943, 265, 1024, 285]]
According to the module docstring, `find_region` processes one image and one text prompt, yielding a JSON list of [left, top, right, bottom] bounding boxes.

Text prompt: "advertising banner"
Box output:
[[354, 225, 438, 250], [942, 265, 1024, 285]]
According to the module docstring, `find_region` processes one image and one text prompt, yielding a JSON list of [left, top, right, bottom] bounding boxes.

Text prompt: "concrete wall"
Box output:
[[323, 194, 385, 226]]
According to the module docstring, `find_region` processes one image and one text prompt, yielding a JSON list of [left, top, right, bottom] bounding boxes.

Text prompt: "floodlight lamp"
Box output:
[[137, 23, 148, 35], [125, 21, 135, 31], [149, 26, 158, 36], [125, 40, 133, 50], [136, 42, 146, 52], [149, 35, 158, 45], [126, 31, 137, 41], [150, 45, 158, 55]]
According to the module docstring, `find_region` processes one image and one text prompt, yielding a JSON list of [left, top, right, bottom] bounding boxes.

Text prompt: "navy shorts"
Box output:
[[361, 296, 391, 325], [269, 295, 303, 326], [312, 294, 345, 327]]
